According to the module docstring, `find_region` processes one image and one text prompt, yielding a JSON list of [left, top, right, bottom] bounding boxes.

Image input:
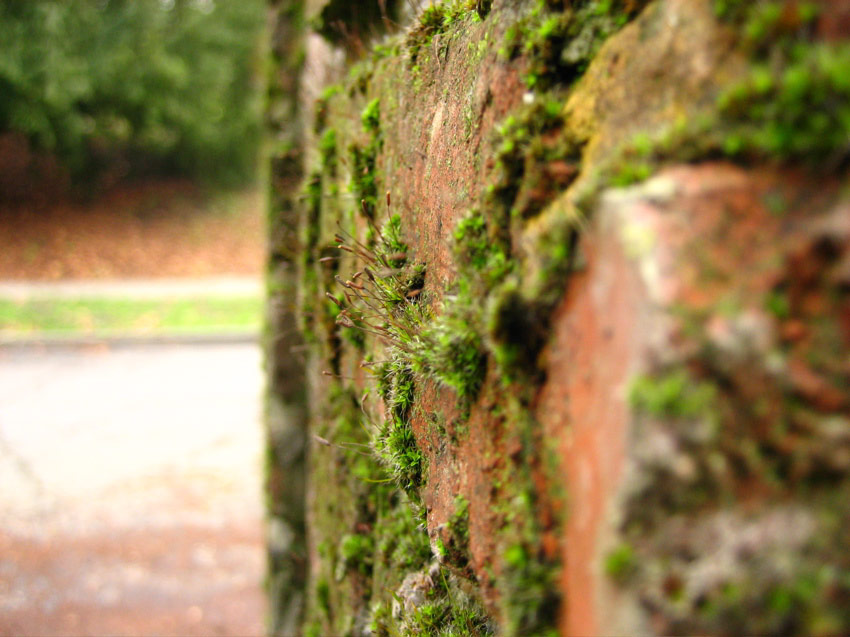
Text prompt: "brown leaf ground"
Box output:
[[0, 179, 264, 280]]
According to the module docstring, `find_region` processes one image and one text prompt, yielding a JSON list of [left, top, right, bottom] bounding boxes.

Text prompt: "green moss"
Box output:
[[717, 42, 850, 162], [530, 216, 579, 308], [601, 3, 842, 188], [340, 533, 375, 575], [501, 0, 647, 90], [299, 170, 325, 342], [375, 358, 425, 497], [349, 99, 383, 218], [714, 0, 819, 50], [454, 209, 514, 290], [433, 495, 475, 577], [374, 494, 432, 572], [629, 370, 717, 420], [604, 543, 637, 583], [486, 280, 546, 382], [765, 289, 791, 320], [484, 217, 576, 385], [369, 492, 491, 636], [609, 160, 653, 187], [372, 565, 494, 636], [318, 128, 338, 172], [490, 99, 582, 222], [314, 84, 342, 132], [499, 503, 560, 635], [361, 98, 381, 132], [312, 0, 401, 52], [316, 578, 331, 614], [454, 210, 491, 269], [349, 144, 379, 217], [305, 380, 386, 634], [406, 1, 478, 67], [297, 5, 642, 631], [449, 496, 470, 546], [672, 554, 850, 636], [417, 303, 487, 405]]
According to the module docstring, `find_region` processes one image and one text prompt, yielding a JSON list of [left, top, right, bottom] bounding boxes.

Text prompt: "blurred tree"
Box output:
[[0, 0, 266, 191]]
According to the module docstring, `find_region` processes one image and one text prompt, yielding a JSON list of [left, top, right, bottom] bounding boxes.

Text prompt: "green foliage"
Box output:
[[0, 0, 265, 187]]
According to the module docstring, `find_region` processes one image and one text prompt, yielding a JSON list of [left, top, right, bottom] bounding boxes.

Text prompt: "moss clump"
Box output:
[[369, 494, 492, 637], [318, 127, 338, 173], [629, 370, 717, 420], [454, 211, 491, 270], [373, 493, 432, 572], [449, 495, 470, 546], [329, 212, 430, 499], [501, 0, 648, 90], [371, 564, 494, 636], [601, 2, 839, 189], [604, 543, 637, 583], [453, 208, 514, 293], [490, 99, 583, 225], [312, 0, 401, 52], [375, 357, 425, 497], [486, 280, 548, 382], [406, 0, 479, 66], [718, 42, 850, 162], [350, 99, 383, 218], [339, 532, 375, 575], [499, 516, 560, 635], [314, 84, 342, 133], [361, 97, 381, 132], [437, 495, 475, 577], [418, 307, 488, 404]]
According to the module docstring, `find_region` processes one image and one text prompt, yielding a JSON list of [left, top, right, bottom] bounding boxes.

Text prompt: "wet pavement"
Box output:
[[0, 341, 266, 636]]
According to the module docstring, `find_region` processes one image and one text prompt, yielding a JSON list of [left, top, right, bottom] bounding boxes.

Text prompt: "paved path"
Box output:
[[0, 341, 266, 636]]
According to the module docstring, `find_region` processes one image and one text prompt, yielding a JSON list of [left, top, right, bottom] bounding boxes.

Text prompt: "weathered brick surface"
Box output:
[[265, 1, 850, 634]]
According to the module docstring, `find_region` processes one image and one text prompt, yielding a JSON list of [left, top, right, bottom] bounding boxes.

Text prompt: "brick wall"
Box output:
[[265, 1, 850, 634]]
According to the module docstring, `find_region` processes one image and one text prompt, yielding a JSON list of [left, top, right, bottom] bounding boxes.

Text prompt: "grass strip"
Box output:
[[0, 296, 262, 335]]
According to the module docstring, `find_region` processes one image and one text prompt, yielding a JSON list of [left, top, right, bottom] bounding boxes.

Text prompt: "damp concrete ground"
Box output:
[[0, 340, 266, 636]]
